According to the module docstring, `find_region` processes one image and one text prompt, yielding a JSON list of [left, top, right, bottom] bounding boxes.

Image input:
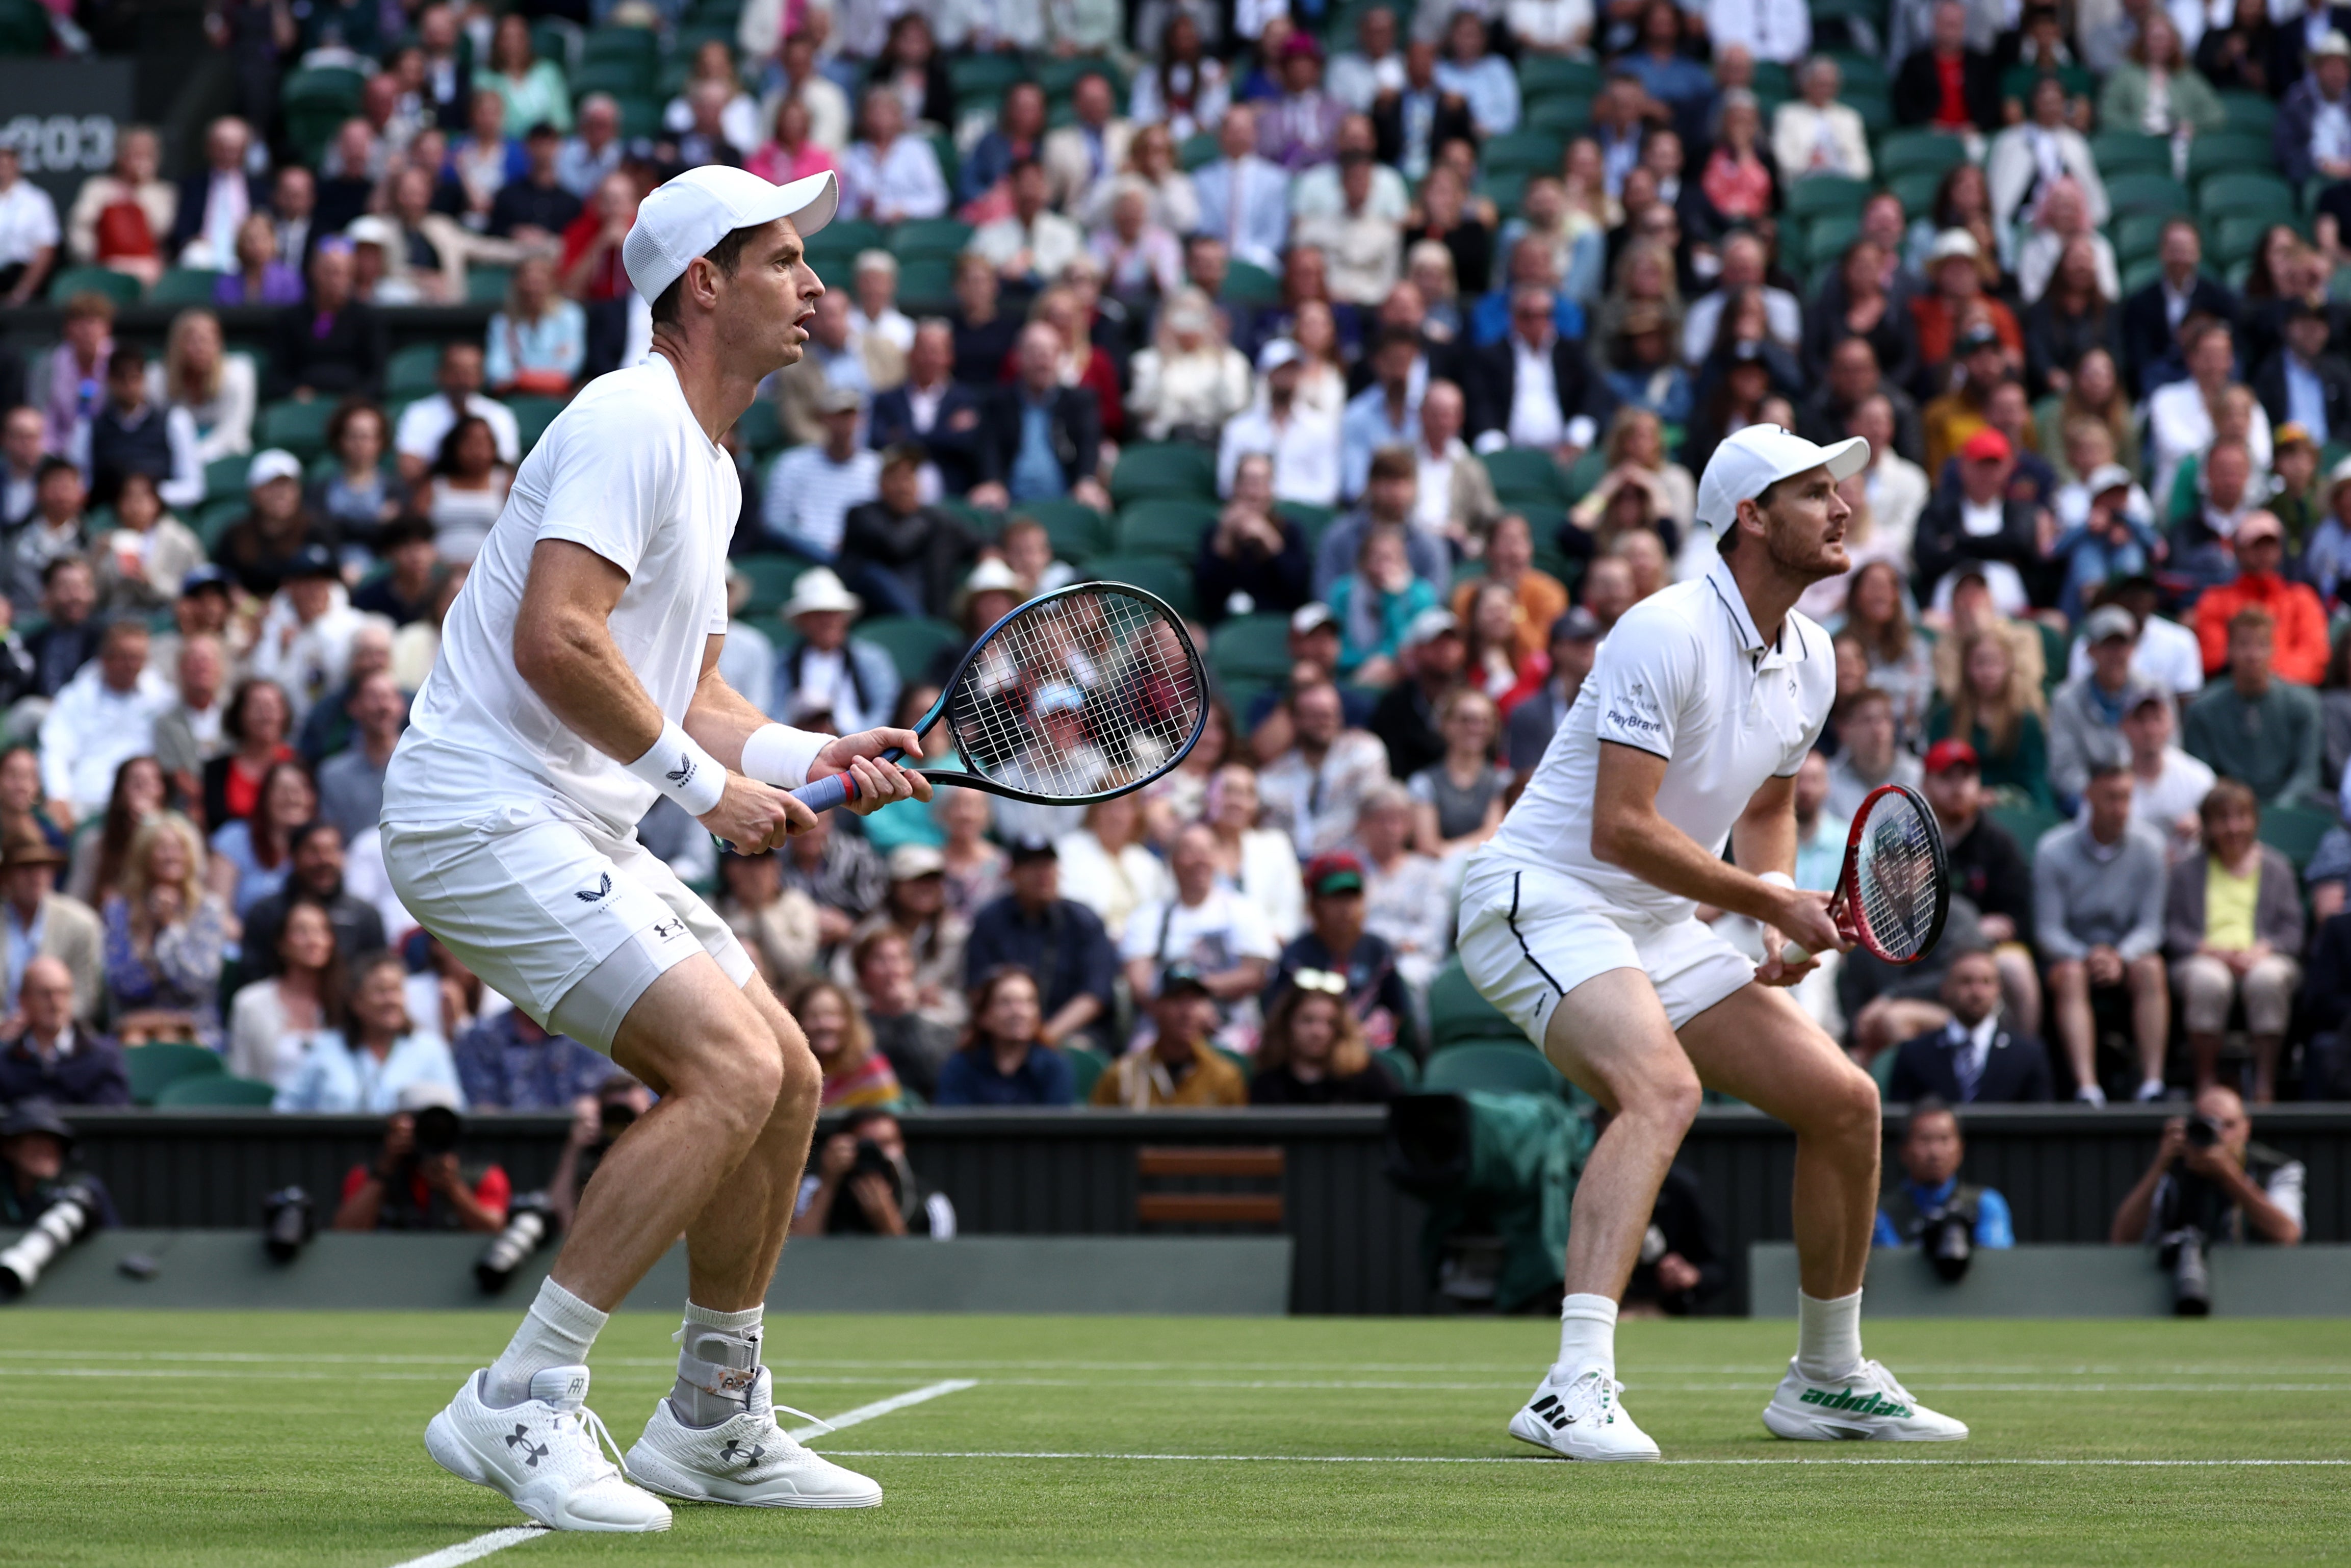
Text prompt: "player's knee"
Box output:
[[1815, 1061, 1881, 1149], [1621, 1061, 1702, 1134], [690, 1020, 787, 1138], [773, 1029, 821, 1114]]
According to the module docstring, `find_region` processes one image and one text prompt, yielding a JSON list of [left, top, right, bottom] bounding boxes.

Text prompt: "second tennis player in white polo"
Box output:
[[383, 166, 931, 1530], [1458, 424, 1969, 1458]]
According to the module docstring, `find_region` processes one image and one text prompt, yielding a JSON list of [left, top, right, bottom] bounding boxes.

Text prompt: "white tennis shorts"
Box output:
[[1456, 860, 1756, 1049], [381, 803, 754, 1053]]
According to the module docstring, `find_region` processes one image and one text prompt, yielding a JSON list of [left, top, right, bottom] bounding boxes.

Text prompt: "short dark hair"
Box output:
[[106, 346, 144, 377], [35, 456, 80, 486], [649, 223, 763, 328], [2086, 758, 2132, 785], [1903, 1095, 1957, 1139]]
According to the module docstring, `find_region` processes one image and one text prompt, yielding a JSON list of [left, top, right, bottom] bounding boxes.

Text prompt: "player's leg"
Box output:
[[1676, 981, 1966, 1443], [625, 969, 884, 1508]]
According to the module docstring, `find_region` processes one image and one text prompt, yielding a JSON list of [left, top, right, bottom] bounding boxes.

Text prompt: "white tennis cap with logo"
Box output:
[[622, 166, 839, 302], [1695, 424, 1871, 535]]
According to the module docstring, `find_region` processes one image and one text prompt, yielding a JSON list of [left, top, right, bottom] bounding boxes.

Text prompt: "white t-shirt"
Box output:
[[384, 356, 739, 836], [1119, 886, 1280, 979], [2062, 614, 2206, 699], [395, 391, 522, 469], [1482, 555, 1836, 925]]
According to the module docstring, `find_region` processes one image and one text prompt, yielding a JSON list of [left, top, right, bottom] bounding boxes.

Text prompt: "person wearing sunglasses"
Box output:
[[1248, 974, 1400, 1105], [1260, 850, 1416, 1054]]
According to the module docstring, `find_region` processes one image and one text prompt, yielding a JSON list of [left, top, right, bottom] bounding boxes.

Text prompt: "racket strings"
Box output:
[[943, 588, 1205, 801], [1852, 796, 1941, 961]]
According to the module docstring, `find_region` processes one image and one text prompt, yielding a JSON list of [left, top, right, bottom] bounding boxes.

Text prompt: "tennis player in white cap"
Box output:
[[393, 166, 929, 1530], [1457, 425, 1969, 1459]]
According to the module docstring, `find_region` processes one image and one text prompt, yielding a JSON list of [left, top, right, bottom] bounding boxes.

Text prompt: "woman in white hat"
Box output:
[[776, 567, 900, 737]]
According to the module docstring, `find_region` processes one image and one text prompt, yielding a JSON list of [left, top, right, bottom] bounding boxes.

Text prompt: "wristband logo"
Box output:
[[667, 756, 699, 790]]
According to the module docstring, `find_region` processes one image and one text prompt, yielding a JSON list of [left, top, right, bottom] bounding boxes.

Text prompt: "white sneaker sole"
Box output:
[[624, 1441, 885, 1508], [1761, 1402, 1969, 1443], [1506, 1408, 1660, 1461], [425, 1410, 674, 1532]]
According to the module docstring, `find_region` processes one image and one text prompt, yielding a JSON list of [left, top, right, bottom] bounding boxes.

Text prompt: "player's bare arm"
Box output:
[[1729, 772, 1847, 986], [1590, 740, 1845, 960], [684, 633, 933, 817]]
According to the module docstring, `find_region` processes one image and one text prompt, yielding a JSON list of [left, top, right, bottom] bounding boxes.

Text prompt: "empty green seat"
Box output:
[[1209, 613, 1294, 684], [2187, 132, 2275, 185], [466, 266, 515, 305], [257, 400, 335, 459], [732, 396, 783, 454], [1518, 55, 1600, 99], [2217, 90, 2277, 136], [1374, 1047, 1420, 1089], [508, 394, 565, 452], [1080, 555, 1197, 619], [1179, 131, 1219, 170], [1422, 1040, 1564, 1097], [1110, 442, 1217, 504], [857, 615, 963, 682], [385, 342, 443, 397], [1428, 958, 1514, 1048], [1115, 497, 1218, 559], [1222, 259, 1280, 306], [896, 258, 957, 310], [1018, 497, 1112, 561], [46, 265, 141, 305], [2257, 803, 2337, 869], [151, 268, 223, 305], [1525, 97, 1591, 137], [1483, 447, 1569, 507], [734, 552, 820, 615], [1875, 129, 1964, 178], [1062, 1042, 1109, 1101], [2199, 174, 2298, 222], [2089, 131, 2174, 175], [2104, 171, 2192, 215], [1784, 175, 1869, 220], [1986, 800, 2065, 856], [125, 1042, 223, 1106], [158, 1074, 277, 1108], [204, 454, 251, 502], [1481, 132, 1558, 176], [890, 218, 973, 261]]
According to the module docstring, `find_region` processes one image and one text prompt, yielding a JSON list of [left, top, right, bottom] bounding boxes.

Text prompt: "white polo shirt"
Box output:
[[1483, 554, 1835, 926]]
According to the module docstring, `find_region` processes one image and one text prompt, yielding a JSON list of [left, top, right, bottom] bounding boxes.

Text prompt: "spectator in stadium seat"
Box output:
[[2149, 324, 2270, 511], [87, 348, 202, 514], [1824, 687, 1925, 826], [92, 472, 203, 616], [2113, 687, 2217, 868], [2253, 300, 2351, 468], [2186, 607, 2324, 807], [1330, 526, 1440, 684], [0, 821, 99, 1021], [482, 258, 584, 399], [1873, 1095, 2021, 1249], [7, 466, 87, 626], [239, 819, 386, 982], [843, 845, 968, 1027], [713, 846, 822, 990], [1911, 428, 2043, 611], [2119, 220, 2240, 399], [98, 811, 227, 1048], [1430, 9, 1517, 136], [64, 124, 173, 290], [1251, 974, 1400, 1104], [2102, 11, 2228, 140], [1681, 232, 1802, 372], [1095, 963, 1250, 1108], [1772, 56, 1871, 184], [795, 974, 903, 1111], [933, 964, 1077, 1107], [1120, 823, 1280, 1016], [868, 320, 987, 498], [968, 324, 1108, 510], [850, 927, 958, 1098], [1192, 105, 1291, 272], [1503, 607, 1597, 782], [208, 758, 313, 921], [446, 1005, 604, 1118], [1462, 285, 1608, 462], [2166, 780, 2304, 1100], [1454, 512, 1565, 663], [2112, 1083, 2303, 1245], [1909, 232, 2022, 388], [33, 292, 112, 459], [1348, 780, 1450, 988], [1316, 446, 1446, 600], [475, 14, 571, 137], [1370, 606, 1467, 784], [0, 956, 126, 1108], [763, 392, 882, 563], [2276, 31, 2351, 187], [1055, 792, 1170, 948], [269, 242, 385, 402], [0, 144, 60, 307], [313, 672, 405, 842], [1918, 736, 2041, 1009], [1040, 69, 1132, 213], [38, 621, 170, 826], [2038, 762, 2172, 1103], [967, 158, 1083, 290], [2011, 184, 2117, 319], [1260, 679, 1394, 857], [1987, 79, 2107, 239], [839, 87, 948, 225], [962, 836, 1118, 1049], [1257, 33, 1348, 171], [2050, 605, 2157, 810], [392, 343, 518, 488], [1893, 2, 1999, 132], [779, 810, 888, 963], [1927, 631, 2051, 810], [837, 446, 976, 622], [199, 676, 293, 831], [2191, 513, 2329, 684], [2, 406, 44, 532], [771, 567, 898, 737], [166, 117, 267, 270], [1263, 849, 1415, 1047]]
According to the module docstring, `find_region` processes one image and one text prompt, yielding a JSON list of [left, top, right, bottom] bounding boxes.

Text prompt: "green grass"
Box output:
[[0, 1313, 2346, 1565]]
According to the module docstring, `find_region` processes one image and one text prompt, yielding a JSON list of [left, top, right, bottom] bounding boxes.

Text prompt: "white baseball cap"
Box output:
[[1695, 424, 1870, 534], [622, 166, 839, 302]]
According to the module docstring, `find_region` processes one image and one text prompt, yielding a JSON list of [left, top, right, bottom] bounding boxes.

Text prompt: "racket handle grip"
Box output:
[[791, 772, 857, 813], [1779, 939, 1815, 967]]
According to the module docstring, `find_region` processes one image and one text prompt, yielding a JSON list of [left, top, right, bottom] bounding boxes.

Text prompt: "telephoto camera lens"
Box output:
[[0, 1181, 98, 1300], [2185, 1116, 2222, 1150], [2171, 1227, 2212, 1316], [1922, 1207, 1973, 1281], [261, 1187, 314, 1263], [475, 1192, 555, 1294]]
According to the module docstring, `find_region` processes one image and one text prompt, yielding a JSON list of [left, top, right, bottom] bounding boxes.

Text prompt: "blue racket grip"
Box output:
[[788, 746, 910, 814]]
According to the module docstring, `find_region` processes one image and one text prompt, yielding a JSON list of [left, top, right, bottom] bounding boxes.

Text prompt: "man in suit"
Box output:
[[2253, 298, 2351, 448], [2119, 218, 2240, 398], [166, 116, 271, 269], [1192, 106, 1291, 272], [1041, 70, 1133, 216], [970, 322, 1108, 511], [1371, 40, 1476, 178], [1888, 950, 2055, 1104], [1922, 738, 2043, 1032], [1461, 286, 1614, 466], [868, 320, 986, 496], [0, 957, 126, 1106]]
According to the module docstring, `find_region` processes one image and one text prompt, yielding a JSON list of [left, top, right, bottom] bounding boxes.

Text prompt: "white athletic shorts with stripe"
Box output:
[[1456, 857, 1756, 1050], [382, 802, 754, 1053]]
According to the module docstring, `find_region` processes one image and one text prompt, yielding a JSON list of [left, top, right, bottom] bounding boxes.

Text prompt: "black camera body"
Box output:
[[261, 1186, 314, 1263], [413, 1104, 462, 1156], [1918, 1205, 1973, 1281], [2184, 1115, 2222, 1151]]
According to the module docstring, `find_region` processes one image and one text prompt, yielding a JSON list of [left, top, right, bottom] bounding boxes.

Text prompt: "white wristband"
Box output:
[[739, 723, 829, 790], [1756, 871, 1796, 892], [625, 721, 725, 816]]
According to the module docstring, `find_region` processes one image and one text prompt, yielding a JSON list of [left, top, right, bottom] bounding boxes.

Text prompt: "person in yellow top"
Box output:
[[2163, 781, 2305, 1103], [1091, 966, 1248, 1109]]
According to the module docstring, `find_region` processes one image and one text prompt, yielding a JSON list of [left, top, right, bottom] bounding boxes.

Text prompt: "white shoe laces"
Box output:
[[1855, 1360, 1918, 1406], [1555, 1367, 1629, 1426], [552, 1400, 631, 1485]]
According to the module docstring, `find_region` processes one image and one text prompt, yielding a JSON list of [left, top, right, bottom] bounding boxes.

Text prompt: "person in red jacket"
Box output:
[[2191, 511, 2331, 683]]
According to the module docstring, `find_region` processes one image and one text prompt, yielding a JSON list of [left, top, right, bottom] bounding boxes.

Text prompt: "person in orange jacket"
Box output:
[[2191, 511, 2331, 684]]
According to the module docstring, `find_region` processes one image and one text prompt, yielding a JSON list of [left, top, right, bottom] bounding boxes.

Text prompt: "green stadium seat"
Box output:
[[530, 17, 579, 74], [1875, 130, 1965, 178], [46, 265, 141, 306], [257, 400, 335, 459], [1825, 52, 1889, 92], [1847, 94, 1894, 137], [1483, 446, 1569, 507], [734, 552, 820, 615], [1209, 613, 1294, 684], [1110, 442, 1218, 504], [1428, 957, 1513, 1048], [1475, 171, 1528, 213], [1018, 497, 1112, 561], [1115, 497, 1219, 559], [2186, 132, 2275, 185], [2257, 803, 2337, 869], [204, 454, 250, 502], [195, 497, 248, 550], [1062, 1042, 1109, 1101], [1179, 131, 1219, 170], [571, 57, 654, 99], [1422, 1040, 1565, 1097], [929, 133, 960, 191], [857, 615, 963, 682], [157, 1074, 278, 1108], [2104, 171, 2192, 216], [1805, 213, 1862, 271], [2115, 211, 2169, 265], [508, 395, 565, 452], [1525, 97, 1591, 138], [0, 0, 47, 52], [2198, 175, 2298, 222], [2121, 255, 2164, 295], [581, 24, 658, 66], [1373, 1047, 1420, 1089], [1987, 800, 2065, 856], [614, 95, 663, 140], [896, 258, 958, 310], [1080, 555, 1197, 618], [948, 52, 1029, 98], [386, 343, 443, 397], [1887, 169, 1946, 221], [1784, 175, 1870, 221], [1750, 60, 1793, 98], [1274, 500, 1336, 547], [1222, 259, 1281, 306], [2217, 90, 2277, 136], [1035, 56, 1125, 101], [1481, 132, 1558, 177], [151, 268, 223, 305], [2089, 131, 2173, 175], [466, 266, 515, 305], [731, 396, 783, 454], [890, 217, 973, 261], [1518, 55, 1600, 99], [125, 1042, 222, 1107]]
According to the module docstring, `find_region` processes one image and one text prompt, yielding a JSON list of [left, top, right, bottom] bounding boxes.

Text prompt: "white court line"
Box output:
[[387, 1526, 549, 1568], [789, 1379, 977, 1442], [823, 1449, 2351, 1469]]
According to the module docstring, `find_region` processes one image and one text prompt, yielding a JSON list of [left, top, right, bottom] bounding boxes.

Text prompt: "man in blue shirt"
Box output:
[[1873, 1098, 2014, 1250], [451, 1009, 612, 1112], [962, 838, 1119, 1055]]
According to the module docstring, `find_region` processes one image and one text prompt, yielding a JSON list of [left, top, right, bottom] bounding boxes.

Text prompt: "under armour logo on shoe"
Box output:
[[719, 1440, 764, 1467], [577, 873, 612, 904], [504, 1425, 550, 1467]]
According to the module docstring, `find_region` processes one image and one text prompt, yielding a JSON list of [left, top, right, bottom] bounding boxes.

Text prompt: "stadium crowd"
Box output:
[[4, 0, 2351, 1146]]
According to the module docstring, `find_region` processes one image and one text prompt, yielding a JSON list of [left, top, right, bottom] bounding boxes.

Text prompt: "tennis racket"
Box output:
[[1778, 782, 1950, 967], [789, 581, 1209, 813]]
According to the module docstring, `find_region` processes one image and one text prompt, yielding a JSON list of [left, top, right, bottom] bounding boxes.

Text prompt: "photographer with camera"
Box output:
[[2111, 1085, 2302, 1310], [1873, 1099, 2014, 1277], [548, 1071, 654, 1234], [789, 1107, 955, 1239], [330, 1083, 511, 1234], [0, 1099, 116, 1229]]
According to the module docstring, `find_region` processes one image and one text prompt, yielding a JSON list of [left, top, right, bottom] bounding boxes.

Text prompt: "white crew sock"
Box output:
[[486, 1277, 608, 1408], [1796, 1289, 1865, 1384], [670, 1300, 765, 1428], [1555, 1293, 1618, 1377]]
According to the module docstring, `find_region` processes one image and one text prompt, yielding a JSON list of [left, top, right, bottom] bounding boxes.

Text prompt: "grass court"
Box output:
[[0, 1312, 2344, 1566]]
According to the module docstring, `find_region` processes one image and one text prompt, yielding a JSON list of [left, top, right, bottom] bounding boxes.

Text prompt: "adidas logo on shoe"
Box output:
[[1797, 1387, 1913, 1418]]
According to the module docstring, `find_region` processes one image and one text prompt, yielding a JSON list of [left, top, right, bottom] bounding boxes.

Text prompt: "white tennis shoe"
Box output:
[[424, 1366, 672, 1532], [625, 1367, 884, 1508], [1761, 1358, 1970, 1442], [1507, 1364, 1661, 1461]]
